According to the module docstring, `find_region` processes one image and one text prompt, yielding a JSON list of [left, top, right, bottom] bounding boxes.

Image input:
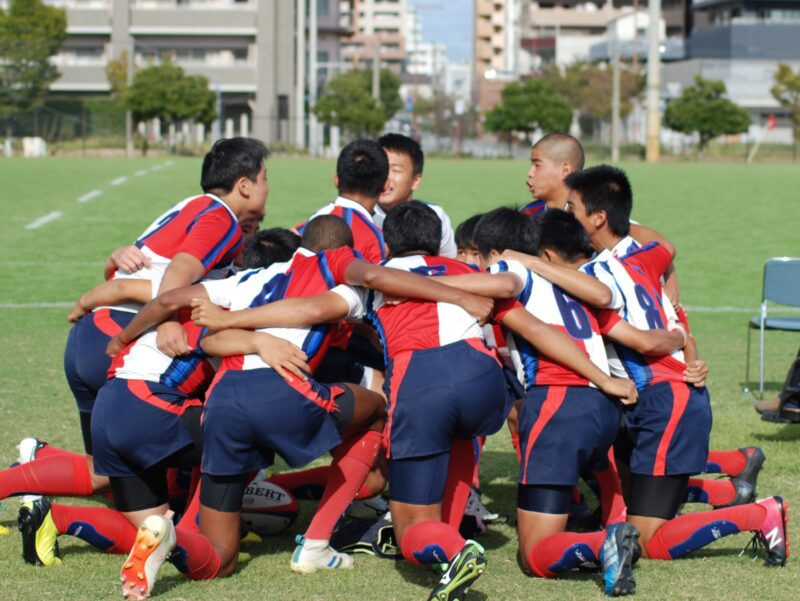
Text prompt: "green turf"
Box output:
[[0, 156, 799, 601]]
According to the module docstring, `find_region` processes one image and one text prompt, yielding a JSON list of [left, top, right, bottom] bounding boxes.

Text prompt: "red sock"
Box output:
[[50, 503, 137, 554], [646, 503, 766, 559], [355, 482, 374, 500], [178, 481, 202, 534], [173, 527, 222, 580], [0, 454, 94, 499], [304, 430, 382, 540], [527, 531, 605, 578], [706, 450, 746, 476], [32, 444, 77, 460], [441, 439, 476, 529], [685, 478, 737, 507], [400, 520, 465, 566], [511, 433, 522, 463], [268, 466, 330, 500], [594, 451, 627, 525], [472, 437, 485, 489]]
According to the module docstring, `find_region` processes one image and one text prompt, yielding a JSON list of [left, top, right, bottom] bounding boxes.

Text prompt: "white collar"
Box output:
[[334, 196, 374, 219], [294, 247, 316, 258]]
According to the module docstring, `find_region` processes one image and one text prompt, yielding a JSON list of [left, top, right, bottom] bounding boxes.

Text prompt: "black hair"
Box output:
[[336, 139, 390, 198], [538, 209, 594, 263], [378, 133, 425, 175], [242, 228, 300, 269], [300, 215, 354, 253], [564, 164, 632, 237], [454, 213, 484, 249], [201, 137, 269, 193], [473, 207, 539, 258], [383, 200, 441, 257], [532, 132, 585, 171]]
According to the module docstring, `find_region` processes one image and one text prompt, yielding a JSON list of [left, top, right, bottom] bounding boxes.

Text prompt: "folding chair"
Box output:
[[746, 257, 800, 396]]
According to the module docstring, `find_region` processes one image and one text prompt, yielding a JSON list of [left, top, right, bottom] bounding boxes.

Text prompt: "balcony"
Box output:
[[50, 64, 111, 92], [130, 2, 257, 36], [65, 6, 112, 35], [525, 6, 621, 29]]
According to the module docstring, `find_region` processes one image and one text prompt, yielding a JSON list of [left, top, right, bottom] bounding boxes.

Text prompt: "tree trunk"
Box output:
[[5, 121, 12, 158]]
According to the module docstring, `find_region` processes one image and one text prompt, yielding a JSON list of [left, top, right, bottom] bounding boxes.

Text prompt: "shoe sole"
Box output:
[[121, 523, 170, 600], [604, 525, 638, 597], [18, 502, 60, 567], [290, 551, 353, 574], [429, 547, 486, 601]]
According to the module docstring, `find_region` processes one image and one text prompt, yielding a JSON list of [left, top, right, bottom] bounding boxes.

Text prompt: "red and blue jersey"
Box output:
[[201, 246, 361, 374], [373, 200, 458, 258], [298, 197, 386, 264], [582, 243, 686, 390], [339, 256, 484, 360], [520, 199, 547, 217], [109, 308, 215, 398], [491, 260, 610, 389]]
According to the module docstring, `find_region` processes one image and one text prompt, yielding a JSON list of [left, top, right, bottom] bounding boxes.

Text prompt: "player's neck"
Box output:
[[215, 191, 245, 218], [593, 229, 622, 252], [339, 193, 378, 213], [544, 188, 569, 210]]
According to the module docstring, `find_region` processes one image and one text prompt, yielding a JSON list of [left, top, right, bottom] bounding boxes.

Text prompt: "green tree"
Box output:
[[105, 51, 129, 99], [771, 63, 800, 150], [127, 58, 216, 153], [664, 75, 750, 152], [0, 0, 67, 141], [313, 68, 402, 138], [483, 79, 572, 151]]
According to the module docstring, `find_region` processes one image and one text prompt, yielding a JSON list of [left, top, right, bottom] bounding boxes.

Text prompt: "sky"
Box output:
[[408, 0, 473, 64]]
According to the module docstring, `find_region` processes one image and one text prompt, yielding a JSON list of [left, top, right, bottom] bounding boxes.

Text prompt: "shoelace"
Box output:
[[739, 532, 766, 562]]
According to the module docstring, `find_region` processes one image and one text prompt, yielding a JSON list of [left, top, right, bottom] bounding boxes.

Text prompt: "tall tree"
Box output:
[[483, 79, 572, 151], [0, 0, 67, 142], [664, 75, 750, 152], [313, 68, 402, 138], [771, 63, 800, 151]]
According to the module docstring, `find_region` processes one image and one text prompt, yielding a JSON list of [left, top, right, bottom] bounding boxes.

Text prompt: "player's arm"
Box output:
[[68, 279, 152, 323], [153, 253, 208, 356], [433, 272, 523, 299], [681, 336, 709, 387], [200, 329, 310, 383], [104, 245, 151, 279], [604, 319, 686, 356], [343, 260, 493, 325], [501, 307, 637, 405], [629, 223, 680, 306], [191, 291, 351, 331], [107, 284, 209, 356]]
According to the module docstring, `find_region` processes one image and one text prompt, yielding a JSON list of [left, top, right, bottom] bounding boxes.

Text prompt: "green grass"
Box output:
[[0, 156, 799, 600]]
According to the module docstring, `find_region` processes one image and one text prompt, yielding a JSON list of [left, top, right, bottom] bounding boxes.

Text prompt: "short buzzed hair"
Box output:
[[532, 132, 585, 171], [300, 215, 354, 253]]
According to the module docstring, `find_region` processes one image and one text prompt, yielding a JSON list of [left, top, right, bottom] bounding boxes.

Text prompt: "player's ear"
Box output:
[[593, 209, 608, 230], [411, 173, 422, 192], [333, 174, 339, 190], [560, 162, 573, 179], [541, 248, 556, 264], [236, 175, 252, 198]]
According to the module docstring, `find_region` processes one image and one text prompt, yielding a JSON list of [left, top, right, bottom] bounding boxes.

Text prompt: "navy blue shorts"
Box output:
[[384, 339, 509, 460], [625, 381, 712, 476], [518, 385, 620, 486], [202, 369, 352, 476], [64, 309, 135, 414], [91, 378, 203, 478]]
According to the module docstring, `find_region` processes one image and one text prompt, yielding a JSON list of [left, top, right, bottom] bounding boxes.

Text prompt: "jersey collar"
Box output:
[[334, 196, 375, 221]]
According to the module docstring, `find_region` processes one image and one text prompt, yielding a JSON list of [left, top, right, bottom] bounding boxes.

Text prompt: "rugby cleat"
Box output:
[[736, 447, 766, 494], [599, 522, 639, 597], [14, 437, 48, 467], [290, 535, 354, 574], [465, 487, 502, 524], [720, 478, 756, 508], [750, 496, 790, 567], [18, 498, 61, 567], [427, 540, 486, 601], [120, 513, 176, 600], [345, 494, 390, 520]]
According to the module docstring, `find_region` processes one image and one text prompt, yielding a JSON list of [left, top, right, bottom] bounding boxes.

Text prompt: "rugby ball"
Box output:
[[241, 479, 299, 536]]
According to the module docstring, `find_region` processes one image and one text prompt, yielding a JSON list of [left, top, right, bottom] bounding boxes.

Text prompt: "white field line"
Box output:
[[150, 165, 163, 172], [110, 176, 128, 186], [25, 211, 63, 230], [77, 189, 102, 203], [163, 160, 174, 167], [134, 169, 148, 177], [684, 305, 800, 314]]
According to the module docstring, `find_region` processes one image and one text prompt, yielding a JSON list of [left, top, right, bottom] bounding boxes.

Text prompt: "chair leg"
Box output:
[[746, 326, 752, 393], [759, 319, 766, 397]]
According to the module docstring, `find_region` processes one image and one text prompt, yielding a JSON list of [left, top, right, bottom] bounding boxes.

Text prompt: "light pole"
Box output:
[[645, 0, 662, 162]]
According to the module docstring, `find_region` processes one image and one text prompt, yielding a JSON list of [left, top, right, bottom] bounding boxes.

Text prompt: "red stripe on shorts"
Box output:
[[464, 337, 502, 367], [384, 350, 412, 460], [521, 385, 567, 486], [126, 379, 202, 416], [653, 382, 690, 476], [93, 308, 124, 337]]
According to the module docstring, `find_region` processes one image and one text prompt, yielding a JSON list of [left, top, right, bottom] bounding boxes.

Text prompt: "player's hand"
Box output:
[[601, 377, 638, 406], [110, 245, 151, 273], [457, 292, 494, 326], [382, 294, 407, 306], [107, 335, 125, 358], [67, 301, 88, 323], [191, 299, 230, 330], [157, 321, 193, 357], [497, 250, 540, 270], [254, 333, 309, 383], [684, 359, 709, 388]]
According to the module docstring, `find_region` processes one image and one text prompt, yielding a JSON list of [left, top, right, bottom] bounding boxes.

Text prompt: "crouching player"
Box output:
[[567, 165, 789, 569]]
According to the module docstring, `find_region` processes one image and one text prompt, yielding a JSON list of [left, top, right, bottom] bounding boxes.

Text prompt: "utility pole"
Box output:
[[631, 0, 640, 144], [372, 37, 380, 102], [611, 23, 621, 162], [645, 0, 662, 162], [309, 0, 320, 156], [295, 0, 306, 150], [125, 42, 134, 158]]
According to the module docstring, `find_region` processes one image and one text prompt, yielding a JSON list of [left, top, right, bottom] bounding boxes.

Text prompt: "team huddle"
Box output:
[[1, 133, 789, 600]]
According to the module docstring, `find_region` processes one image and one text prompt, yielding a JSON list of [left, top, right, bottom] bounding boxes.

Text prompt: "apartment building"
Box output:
[[38, 0, 298, 145], [341, 0, 408, 73]]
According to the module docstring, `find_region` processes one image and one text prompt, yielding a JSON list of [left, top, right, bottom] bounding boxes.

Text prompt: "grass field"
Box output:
[[0, 156, 799, 601]]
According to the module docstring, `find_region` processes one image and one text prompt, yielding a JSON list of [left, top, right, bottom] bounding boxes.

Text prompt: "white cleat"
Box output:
[[120, 513, 176, 600], [16, 437, 46, 465], [290, 535, 354, 574]]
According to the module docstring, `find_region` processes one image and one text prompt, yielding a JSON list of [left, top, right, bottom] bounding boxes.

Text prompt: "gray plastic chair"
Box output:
[[746, 257, 800, 396]]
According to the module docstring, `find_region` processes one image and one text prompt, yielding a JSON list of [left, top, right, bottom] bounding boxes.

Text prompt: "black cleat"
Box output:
[[600, 522, 638, 596], [18, 498, 61, 567], [428, 540, 486, 601], [736, 447, 766, 494]]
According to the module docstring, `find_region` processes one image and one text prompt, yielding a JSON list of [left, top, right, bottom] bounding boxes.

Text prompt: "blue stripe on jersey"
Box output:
[[186, 200, 222, 233], [597, 261, 630, 320], [409, 264, 447, 277], [614, 343, 653, 390], [296, 221, 307, 235], [237, 269, 260, 285], [136, 209, 181, 246], [494, 261, 509, 273], [621, 240, 659, 261], [160, 349, 206, 390], [301, 323, 331, 359], [364, 289, 390, 366], [352, 211, 387, 260], [317, 254, 337, 289], [518, 271, 534, 306], [201, 215, 240, 270], [515, 335, 540, 389], [342, 208, 354, 227], [249, 271, 293, 308]]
